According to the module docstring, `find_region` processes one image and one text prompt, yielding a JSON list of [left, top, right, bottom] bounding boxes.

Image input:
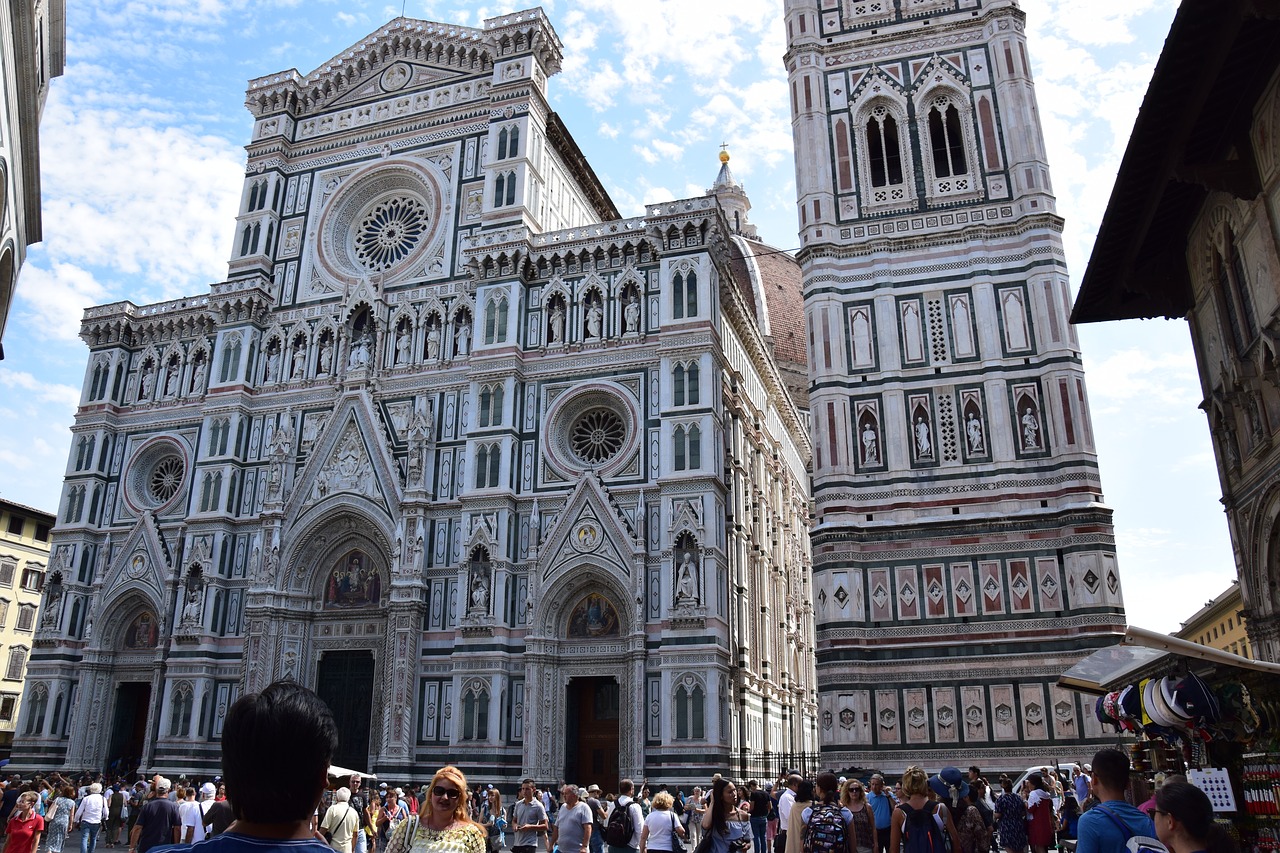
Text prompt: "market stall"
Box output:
[[1060, 627, 1280, 848]]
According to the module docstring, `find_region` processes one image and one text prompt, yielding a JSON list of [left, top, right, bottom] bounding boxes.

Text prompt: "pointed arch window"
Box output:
[[479, 384, 504, 427], [674, 681, 705, 740], [475, 443, 501, 489], [673, 424, 701, 472], [673, 274, 686, 320], [867, 109, 904, 187], [169, 683, 194, 737], [1217, 231, 1257, 355], [927, 97, 969, 178], [673, 364, 686, 406], [21, 680, 44, 734], [484, 294, 509, 345], [462, 686, 489, 740]]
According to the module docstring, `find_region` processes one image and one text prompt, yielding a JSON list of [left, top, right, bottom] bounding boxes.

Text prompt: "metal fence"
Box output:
[[732, 751, 824, 782]]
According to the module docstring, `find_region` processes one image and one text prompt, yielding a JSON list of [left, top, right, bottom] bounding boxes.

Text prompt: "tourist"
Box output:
[[1153, 781, 1235, 853], [385, 767, 485, 853], [639, 792, 685, 853], [1024, 774, 1055, 853], [129, 778, 180, 853], [840, 780, 874, 853], [321, 788, 361, 853], [553, 785, 593, 853], [1075, 749, 1156, 853], [511, 779, 548, 853], [75, 783, 111, 853], [888, 767, 957, 853], [928, 769, 984, 853], [702, 779, 749, 853], [800, 773, 853, 853], [106, 786, 126, 848], [3, 792, 43, 853], [993, 776, 1027, 853], [782, 782, 812, 853], [44, 786, 76, 853], [607, 780, 644, 853]]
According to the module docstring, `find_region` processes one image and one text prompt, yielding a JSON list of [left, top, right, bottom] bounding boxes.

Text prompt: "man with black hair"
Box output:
[[1076, 748, 1156, 853], [149, 680, 338, 853]]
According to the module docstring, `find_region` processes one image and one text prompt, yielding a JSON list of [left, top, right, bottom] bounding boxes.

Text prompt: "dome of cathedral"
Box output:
[[726, 235, 808, 409]]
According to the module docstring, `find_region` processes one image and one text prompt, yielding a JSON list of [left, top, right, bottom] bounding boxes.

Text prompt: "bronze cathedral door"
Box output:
[[316, 650, 375, 771], [564, 676, 619, 786]]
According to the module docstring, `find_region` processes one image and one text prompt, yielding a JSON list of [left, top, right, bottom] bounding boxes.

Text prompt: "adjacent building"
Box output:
[[0, 0, 65, 358], [1174, 581, 1252, 660], [0, 499, 53, 758], [1071, 0, 1280, 662], [15, 10, 818, 782], [784, 0, 1127, 770]]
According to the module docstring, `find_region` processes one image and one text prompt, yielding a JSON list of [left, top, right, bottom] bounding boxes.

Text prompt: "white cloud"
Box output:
[[13, 263, 111, 343], [598, 122, 620, 140]]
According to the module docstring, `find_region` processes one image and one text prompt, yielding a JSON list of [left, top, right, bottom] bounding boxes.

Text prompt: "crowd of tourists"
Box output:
[[0, 683, 1234, 853]]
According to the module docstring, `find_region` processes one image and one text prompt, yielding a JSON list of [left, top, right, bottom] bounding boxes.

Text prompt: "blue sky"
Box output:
[[0, 0, 1226, 633]]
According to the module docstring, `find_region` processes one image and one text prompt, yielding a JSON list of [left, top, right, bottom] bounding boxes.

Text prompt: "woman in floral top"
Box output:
[[386, 767, 486, 853]]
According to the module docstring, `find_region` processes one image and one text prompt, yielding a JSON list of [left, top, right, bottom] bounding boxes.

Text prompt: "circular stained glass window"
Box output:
[[570, 408, 626, 465], [353, 196, 429, 271], [149, 456, 185, 503]]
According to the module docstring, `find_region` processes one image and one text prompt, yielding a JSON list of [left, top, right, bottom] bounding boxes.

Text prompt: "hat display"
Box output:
[[927, 767, 969, 805]]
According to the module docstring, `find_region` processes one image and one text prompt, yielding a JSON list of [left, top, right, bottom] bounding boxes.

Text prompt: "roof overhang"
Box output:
[[1058, 625, 1280, 695], [1071, 0, 1280, 324]]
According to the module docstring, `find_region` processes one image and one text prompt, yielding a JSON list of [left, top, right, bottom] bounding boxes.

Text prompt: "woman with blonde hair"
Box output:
[[385, 767, 486, 853], [839, 781, 875, 853], [888, 768, 957, 853], [3, 792, 44, 853], [640, 792, 687, 853]]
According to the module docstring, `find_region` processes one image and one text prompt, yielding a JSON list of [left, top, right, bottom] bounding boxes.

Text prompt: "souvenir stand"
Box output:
[[1060, 627, 1280, 849]]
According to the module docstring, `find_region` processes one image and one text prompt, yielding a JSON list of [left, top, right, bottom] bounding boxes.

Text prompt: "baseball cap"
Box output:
[[200, 783, 216, 798]]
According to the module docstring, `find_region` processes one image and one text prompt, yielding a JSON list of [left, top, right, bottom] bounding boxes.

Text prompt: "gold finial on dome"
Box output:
[[719, 142, 730, 163]]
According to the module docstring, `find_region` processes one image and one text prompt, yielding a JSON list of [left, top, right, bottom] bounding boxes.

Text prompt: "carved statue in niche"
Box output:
[[455, 316, 472, 356], [585, 296, 604, 340], [348, 329, 371, 369], [318, 335, 334, 375], [861, 421, 878, 464], [324, 549, 381, 608], [191, 356, 208, 394], [675, 551, 699, 604], [914, 416, 932, 457], [426, 321, 442, 361], [468, 570, 489, 615], [1021, 406, 1040, 449], [164, 361, 179, 397], [180, 585, 204, 628], [266, 345, 281, 383], [549, 302, 565, 344], [140, 363, 155, 399], [966, 411, 984, 454], [623, 292, 640, 334], [395, 325, 411, 365], [291, 341, 306, 379]]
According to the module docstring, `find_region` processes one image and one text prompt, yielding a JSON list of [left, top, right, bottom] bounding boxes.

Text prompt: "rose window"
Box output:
[[353, 197, 429, 271], [570, 408, 626, 465], [149, 456, 185, 503]]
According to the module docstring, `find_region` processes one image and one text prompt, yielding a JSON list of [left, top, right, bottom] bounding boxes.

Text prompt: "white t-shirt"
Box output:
[[179, 799, 210, 843]]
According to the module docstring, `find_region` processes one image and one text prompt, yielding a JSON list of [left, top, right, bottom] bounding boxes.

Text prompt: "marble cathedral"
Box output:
[[15, 9, 817, 782], [784, 0, 1129, 769]]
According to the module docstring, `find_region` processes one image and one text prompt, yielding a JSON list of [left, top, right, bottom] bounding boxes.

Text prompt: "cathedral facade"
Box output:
[[15, 9, 816, 782], [784, 0, 1128, 770]]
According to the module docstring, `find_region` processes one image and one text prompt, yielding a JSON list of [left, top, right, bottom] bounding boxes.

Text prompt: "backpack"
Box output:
[[1095, 804, 1169, 853], [899, 802, 945, 853], [605, 799, 636, 847], [802, 802, 846, 853]]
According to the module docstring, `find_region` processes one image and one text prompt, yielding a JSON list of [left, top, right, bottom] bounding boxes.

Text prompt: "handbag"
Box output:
[[670, 813, 686, 853], [693, 831, 714, 853]]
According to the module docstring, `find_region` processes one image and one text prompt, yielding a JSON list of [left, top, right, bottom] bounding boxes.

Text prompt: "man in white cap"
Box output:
[[130, 777, 180, 853], [75, 782, 110, 853], [181, 783, 218, 844]]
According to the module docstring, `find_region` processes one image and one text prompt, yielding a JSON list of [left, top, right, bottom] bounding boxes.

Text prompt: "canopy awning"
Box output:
[[1058, 625, 1280, 694], [327, 765, 376, 780]]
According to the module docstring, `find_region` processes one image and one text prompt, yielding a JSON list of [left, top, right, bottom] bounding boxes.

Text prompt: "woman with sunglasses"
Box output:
[[385, 767, 485, 853], [839, 781, 875, 853]]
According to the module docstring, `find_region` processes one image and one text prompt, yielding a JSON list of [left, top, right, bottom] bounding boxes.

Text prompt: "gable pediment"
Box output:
[[322, 60, 467, 111], [539, 474, 642, 583], [101, 512, 170, 608], [286, 394, 401, 521]]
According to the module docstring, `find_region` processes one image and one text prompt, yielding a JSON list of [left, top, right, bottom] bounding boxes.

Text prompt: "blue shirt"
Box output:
[[1076, 802, 1156, 853], [865, 792, 893, 830], [150, 831, 335, 853]]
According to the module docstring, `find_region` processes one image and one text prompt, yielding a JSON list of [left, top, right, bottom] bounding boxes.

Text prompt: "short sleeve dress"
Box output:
[[386, 819, 488, 853], [993, 793, 1027, 853]]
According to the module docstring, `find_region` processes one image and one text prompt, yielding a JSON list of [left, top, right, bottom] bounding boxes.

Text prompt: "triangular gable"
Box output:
[[911, 54, 970, 91], [325, 61, 464, 110], [538, 474, 642, 585], [850, 66, 908, 106], [286, 393, 401, 522], [100, 512, 170, 610]]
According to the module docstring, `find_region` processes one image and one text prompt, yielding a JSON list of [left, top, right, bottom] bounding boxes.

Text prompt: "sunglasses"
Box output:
[[433, 786, 462, 800]]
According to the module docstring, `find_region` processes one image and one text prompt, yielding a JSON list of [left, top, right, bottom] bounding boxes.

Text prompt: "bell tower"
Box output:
[[785, 0, 1128, 768]]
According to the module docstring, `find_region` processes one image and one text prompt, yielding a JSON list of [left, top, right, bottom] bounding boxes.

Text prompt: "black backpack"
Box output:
[[899, 802, 945, 853], [605, 800, 636, 847]]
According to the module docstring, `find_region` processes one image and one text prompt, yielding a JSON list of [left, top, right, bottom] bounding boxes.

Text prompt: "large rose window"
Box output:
[[354, 197, 430, 271], [570, 408, 626, 465]]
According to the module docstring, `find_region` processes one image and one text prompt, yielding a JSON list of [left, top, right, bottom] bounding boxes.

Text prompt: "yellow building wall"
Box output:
[[0, 503, 53, 754]]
